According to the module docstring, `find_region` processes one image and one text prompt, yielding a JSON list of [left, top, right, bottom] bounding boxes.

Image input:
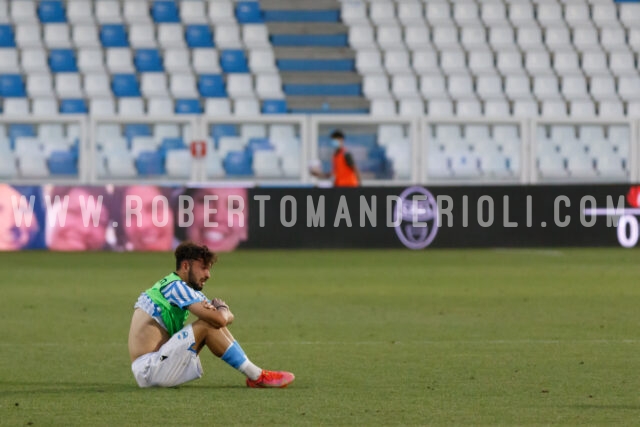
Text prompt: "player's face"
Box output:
[[187, 259, 211, 291]]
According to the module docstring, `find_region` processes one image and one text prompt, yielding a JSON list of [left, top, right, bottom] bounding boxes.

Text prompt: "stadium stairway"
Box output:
[[261, 0, 368, 114]]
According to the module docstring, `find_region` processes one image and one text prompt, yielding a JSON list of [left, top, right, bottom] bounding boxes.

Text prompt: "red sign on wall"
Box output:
[[190, 140, 207, 158]]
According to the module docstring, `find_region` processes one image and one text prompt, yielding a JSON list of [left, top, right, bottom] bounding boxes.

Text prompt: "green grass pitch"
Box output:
[[1, 248, 640, 426]]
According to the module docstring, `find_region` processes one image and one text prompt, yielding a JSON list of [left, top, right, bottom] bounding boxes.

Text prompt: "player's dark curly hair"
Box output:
[[330, 129, 345, 140], [175, 241, 217, 270]]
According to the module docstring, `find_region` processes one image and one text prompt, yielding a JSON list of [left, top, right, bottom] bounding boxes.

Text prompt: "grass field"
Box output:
[[1, 248, 640, 426]]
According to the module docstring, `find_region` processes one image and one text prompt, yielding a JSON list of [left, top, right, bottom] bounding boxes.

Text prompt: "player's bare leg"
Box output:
[[190, 320, 294, 388]]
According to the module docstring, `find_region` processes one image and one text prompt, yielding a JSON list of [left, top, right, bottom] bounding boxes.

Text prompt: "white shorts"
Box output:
[[131, 324, 203, 388]]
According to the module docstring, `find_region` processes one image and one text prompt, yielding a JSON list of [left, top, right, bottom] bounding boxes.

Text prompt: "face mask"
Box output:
[[331, 139, 341, 148]]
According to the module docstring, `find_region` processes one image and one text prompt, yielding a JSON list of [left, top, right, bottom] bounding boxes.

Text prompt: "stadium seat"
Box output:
[[100, 24, 128, 47], [186, 25, 214, 48], [112, 74, 140, 97], [124, 1, 151, 24], [215, 24, 242, 49], [85, 73, 111, 97], [175, 99, 201, 114], [27, 74, 53, 97], [129, 24, 157, 49], [118, 98, 145, 116], [67, 1, 93, 24], [48, 151, 78, 175], [134, 49, 164, 72], [166, 149, 192, 178], [223, 150, 252, 175], [198, 74, 226, 97], [39, 1, 66, 23], [95, 1, 122, 24], [236, 1, 262, 24], [11, 1, 38, 23], [255, 74, 284, 99], [148, 98, 173, 115], [158, 24, 185, 48], [74, 26, 101, 49], [220, 49, 249, 73], [60, 99, 88, 114], [20, 49, 49, 74], [170, 74, 198, 98], [0, 25, 15, 47], [0, 74, 26, 97], [49, 49, 77, 72], [43, 24, 71, 50], [193, 49, 221, 74], [32, 98, 58, 115], [15, 24, 42, 48], [233, 98, 260, 116], [152, 1, 180, 23], [181, 1, 207, 24], [205, 98, 232, 115]]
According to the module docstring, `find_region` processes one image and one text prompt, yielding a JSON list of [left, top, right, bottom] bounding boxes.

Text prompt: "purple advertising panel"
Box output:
[[1, 184, 640, 251]]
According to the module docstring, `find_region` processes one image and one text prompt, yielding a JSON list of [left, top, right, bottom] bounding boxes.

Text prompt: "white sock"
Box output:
[[238, 360, 262, 380]]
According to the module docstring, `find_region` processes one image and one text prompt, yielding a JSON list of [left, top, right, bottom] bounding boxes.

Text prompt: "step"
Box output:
[[283, 83, 362, 96], [280, 71, 361, 84], [271, 33, 347, 47], [260, 0, 339, 11], [264, 10, 340, 22], [267, 22, 348, 35], [287, 96, 370, 111], [274, 46, 355, 60], [277, 58, 355, 72]]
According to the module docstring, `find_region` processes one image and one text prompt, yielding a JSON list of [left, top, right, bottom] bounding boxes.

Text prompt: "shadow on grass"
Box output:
[[0, 381, 267, 396]]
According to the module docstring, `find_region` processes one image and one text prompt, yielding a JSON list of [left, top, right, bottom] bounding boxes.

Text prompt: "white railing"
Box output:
[[2, 115, 638, 186]]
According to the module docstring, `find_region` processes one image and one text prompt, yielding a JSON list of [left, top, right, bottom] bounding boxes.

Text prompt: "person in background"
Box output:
[[310, 130, 361, 187]]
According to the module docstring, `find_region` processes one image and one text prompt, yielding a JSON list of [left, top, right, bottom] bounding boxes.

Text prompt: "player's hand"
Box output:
[[211, 298, 229, 310]]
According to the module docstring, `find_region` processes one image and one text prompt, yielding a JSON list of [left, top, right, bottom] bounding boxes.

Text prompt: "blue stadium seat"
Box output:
[[185, 25, 214, 48], [152, 1, 180, 23], [9, 125, 36, 144], [100, 25, 129, 47], [262, 99, 288, 114], [246, 138, 274, 156], [220, 50, 249, 73], [49, 49, 78, 72], [112, 74, 141, 97], [38, 1, 66, 23], [236, 2, 263, 23], [136, 151, 165, 175], [0, 75, 26, 97], [0, 25, 15, 47], [223, 151, 253, 176], [134, 49, 163, 72], [124, 124, 152, 142], [175, 99, 202, 114], [211, 124, 238, 145], [198, 75, 226, 97], [160, 137, 187, 156], [60, 99, 88, 114], [48, 151, 78, 175]]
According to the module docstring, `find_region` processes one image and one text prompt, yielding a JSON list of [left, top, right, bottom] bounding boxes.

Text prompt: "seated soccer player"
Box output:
[[128, 241, 294, 388]]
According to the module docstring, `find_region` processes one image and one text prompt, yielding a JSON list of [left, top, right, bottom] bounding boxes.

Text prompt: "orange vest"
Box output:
[[333, 148, 359, 187]]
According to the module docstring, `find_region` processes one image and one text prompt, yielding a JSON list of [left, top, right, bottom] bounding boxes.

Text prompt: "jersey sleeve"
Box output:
[[161, 281, 207, 309]]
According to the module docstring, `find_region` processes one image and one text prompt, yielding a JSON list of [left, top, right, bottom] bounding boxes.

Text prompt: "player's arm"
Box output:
[[188, 300, 234, 328]]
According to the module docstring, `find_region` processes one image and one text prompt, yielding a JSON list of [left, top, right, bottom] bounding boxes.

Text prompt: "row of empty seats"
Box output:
[[0, 0, 264, 25], [342, 0, 640, 30]]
